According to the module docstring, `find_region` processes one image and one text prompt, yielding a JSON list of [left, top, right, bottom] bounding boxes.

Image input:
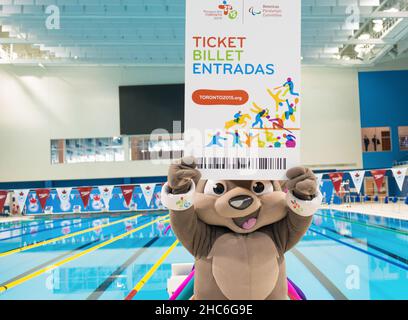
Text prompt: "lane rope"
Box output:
[[125, 239, 179, 300], [0, 213, 144, 258], [0, 215, 168, 294]]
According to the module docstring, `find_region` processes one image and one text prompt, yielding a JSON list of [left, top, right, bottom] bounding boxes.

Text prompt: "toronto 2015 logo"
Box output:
[[218, 1, 238, 20]]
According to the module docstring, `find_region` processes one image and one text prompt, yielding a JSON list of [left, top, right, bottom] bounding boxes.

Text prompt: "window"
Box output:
[[398, 126, 408, 151], [130, 135, 184, 161], [361, 127, 392, 153], [51, 137, 124, 164]]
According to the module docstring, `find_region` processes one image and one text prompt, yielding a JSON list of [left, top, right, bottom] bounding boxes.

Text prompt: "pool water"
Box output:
[[0, 209, 406, 300]]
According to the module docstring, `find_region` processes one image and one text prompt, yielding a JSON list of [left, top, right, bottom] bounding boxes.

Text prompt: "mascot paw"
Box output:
[[285, 167, 317, 201], [168, 156, 202, 195]]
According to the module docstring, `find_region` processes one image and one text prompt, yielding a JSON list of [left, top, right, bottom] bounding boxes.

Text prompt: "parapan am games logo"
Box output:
[[219, 1, 238, 20], [204, 1, 238, 20]]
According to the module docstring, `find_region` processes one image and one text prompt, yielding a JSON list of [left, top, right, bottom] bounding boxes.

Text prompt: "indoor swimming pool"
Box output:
[[0, 210, 406, 300]]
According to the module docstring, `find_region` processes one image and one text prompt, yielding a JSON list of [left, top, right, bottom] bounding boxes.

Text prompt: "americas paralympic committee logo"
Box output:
[[249, 7, 262, 16], [218, 1, 238, 20]]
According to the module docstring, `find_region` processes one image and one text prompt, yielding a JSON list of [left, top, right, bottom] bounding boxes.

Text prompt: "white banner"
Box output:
[[184, 0, 301, 180], [140, 184, 156, 207], [315, 174, 323, 187], [56, 187, 72, 206], [13, 189, 30, 212], [350, 170, 365, 194], [391, 168, 407, 191], [98, 186, 114, 209]]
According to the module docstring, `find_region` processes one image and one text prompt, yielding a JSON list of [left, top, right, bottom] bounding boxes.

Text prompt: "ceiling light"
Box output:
[[372, 19, 384, 33], [358, 33, 371, 41]]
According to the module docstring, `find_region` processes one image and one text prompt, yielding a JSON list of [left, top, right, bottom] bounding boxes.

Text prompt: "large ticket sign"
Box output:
[[184, 0, 301, 180]]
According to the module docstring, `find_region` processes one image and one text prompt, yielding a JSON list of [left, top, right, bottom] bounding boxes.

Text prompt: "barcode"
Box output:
[[197, 157, 287, 170]]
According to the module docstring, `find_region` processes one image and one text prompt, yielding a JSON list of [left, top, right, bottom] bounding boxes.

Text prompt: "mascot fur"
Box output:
[[161, 157, 322, 300]]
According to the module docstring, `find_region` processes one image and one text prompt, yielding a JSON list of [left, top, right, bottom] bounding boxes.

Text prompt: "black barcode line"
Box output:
[[196, 157, 287, 170]]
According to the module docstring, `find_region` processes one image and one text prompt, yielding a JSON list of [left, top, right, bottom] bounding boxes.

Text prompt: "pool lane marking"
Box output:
[[0, 215, 106, 235], [315, 212, 408, 235], [291, 248, 348, 300], [309, 227, 408, 271], [0, 215, 168, 294], [0, 213, 144, 258], [0, 239, 100, 290], [86, 236, 160, 300], [313, 223, 408, 265], [125, 239, 179, 300]]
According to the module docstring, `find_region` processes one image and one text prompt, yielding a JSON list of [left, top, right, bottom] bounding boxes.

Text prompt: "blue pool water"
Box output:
[[0, 209, 407, 300]]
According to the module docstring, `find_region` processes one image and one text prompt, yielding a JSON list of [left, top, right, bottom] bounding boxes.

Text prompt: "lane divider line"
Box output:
[[0, 213, 144, 258], [315, 212, 408, 236], [309, 227, 408, 271], [125, 239, 179, 300], [0, 215, 168, 294]]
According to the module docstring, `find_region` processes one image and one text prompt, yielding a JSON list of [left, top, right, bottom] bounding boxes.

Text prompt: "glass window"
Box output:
[[361, 127, 392, 153], [398, 126, 408, 151], [129, 135, 184, 161], [51, 136, 124, 164]]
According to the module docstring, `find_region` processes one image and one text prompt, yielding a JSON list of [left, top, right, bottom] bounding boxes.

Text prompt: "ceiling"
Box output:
[[0, 0, 407, 67]]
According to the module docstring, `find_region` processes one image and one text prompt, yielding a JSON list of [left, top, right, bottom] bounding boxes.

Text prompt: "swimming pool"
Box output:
[[0, 209, 406, 300]]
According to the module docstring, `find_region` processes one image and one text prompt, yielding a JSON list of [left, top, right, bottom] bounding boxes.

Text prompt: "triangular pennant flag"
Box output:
[[70, 194, 75, 200], [328, 173, 344, 195], [315, 174, 323, 187], [35, 189, 51, 211], [0, 191, 8, 213], [370, 170, 387, 192], [77, 187, 93, 208], [350, 170, 365, 194], [13, 189, 30, 212], [140, 183, 157, 207], [120, 185, 135, 206], [391, 168, 407, 191], [57, 188, 72, 207], [51, 193, 56, 200], [98, 186, 114, 209]]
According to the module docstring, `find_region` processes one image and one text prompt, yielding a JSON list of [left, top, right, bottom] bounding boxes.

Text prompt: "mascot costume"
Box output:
[[161, 157, 322, 300]]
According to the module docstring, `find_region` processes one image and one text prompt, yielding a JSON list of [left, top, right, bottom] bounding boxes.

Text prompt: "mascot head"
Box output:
[[194, 180, 287, 234]]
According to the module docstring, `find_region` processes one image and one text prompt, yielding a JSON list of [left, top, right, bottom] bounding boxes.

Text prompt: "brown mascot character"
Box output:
[[161, 157, 322, 300]]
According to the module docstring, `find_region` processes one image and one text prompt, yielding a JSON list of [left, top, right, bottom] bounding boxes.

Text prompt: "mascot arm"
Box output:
[[161, 181, 216, 258], [271, 167, 322, 253]]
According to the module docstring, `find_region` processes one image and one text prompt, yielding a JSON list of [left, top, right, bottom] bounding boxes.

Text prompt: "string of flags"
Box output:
[[315, 167, 407, 195], [0, 183, 163, 214]]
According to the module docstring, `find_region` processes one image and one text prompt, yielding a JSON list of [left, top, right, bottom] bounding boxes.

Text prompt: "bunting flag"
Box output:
[[328, 173, 344, 195], [56, 187, 72, 207], [315, 174, 323, 187], [140, 183, 156, 207], [350, 170, 365, 194], [98, 186, 114, 209], [0, 191, 7, 213], [77, 187, 93, 208], [35, 189, 51, 211], [391, 168, 407, 191], [120, 185, 135, 207], [370, 170, 387, 192], [13, 189, 30, 212]]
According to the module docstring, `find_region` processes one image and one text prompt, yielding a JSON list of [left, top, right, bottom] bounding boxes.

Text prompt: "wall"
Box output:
[[358, 70, 408, 169], [0, 65, 363, 183]]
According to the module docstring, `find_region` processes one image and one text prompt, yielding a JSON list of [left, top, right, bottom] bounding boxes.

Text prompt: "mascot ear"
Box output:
[[273, 181, 283, 192]]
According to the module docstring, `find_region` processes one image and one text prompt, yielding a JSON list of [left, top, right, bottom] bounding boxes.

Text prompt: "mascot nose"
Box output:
[[229, 195, 254, 210]]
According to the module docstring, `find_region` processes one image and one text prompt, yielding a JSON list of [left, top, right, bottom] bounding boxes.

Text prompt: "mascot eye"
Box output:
[[204, 180, 227, 196], [251, 181, 274, 195]]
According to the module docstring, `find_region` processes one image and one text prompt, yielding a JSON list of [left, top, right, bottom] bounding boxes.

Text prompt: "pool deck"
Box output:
[[321, 203, 408, 220]]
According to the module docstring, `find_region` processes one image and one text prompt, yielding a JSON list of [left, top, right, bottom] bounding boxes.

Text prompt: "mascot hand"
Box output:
[[168, 156, 201, 195], [285, 167, 317, 201]]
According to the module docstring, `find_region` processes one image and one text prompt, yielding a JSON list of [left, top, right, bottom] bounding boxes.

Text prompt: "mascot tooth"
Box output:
[[161, 157, 322, 300]]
